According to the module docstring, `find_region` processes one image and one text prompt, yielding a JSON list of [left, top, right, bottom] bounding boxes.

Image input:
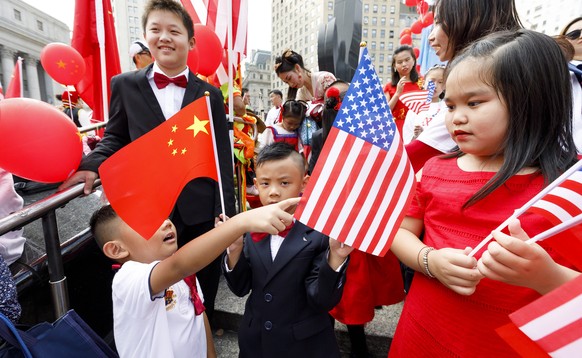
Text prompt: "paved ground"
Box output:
[[16, 183, 403, 357]]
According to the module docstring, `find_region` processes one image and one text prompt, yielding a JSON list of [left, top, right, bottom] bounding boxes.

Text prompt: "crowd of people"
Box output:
[[1, 0, 581, 357]]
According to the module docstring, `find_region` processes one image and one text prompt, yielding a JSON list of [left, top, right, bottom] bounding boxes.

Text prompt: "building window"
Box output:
[[388, 43, 394, 51], [328, 14, 333, 21], [14, 9, 21, 21], [373, 5, 378, 13], [390, 5, 395, 14], [390, 18, 395, 26], [371, 41, 376, 50], [372, 29, 377, 38], [381, 17, 386, 26], [380, 29, 386, 38], [380, 54, 385, 63], [382, 5, 387, 13], [379, 65, 384, 74], [372, 17, 377, 26], [364, 4, 369, 13], [364, 16, 368, 24], [380, 42, 385, 50], [328, 1, 333, 10], [37, 20, 44, 31], [363, 29, 368, 38], [389, 30, 394, 39]]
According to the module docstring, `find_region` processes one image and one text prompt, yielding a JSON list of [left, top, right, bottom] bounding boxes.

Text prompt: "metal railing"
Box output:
[[0, 180, 101, 318]]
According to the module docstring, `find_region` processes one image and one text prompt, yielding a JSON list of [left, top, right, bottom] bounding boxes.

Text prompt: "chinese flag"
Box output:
[[99, 96, 219, 239], [5, 57, 23, 99], [71, 0, 121, 122]]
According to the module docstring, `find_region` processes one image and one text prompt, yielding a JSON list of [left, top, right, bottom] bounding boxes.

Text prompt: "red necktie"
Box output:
[[154, 72, 188, 89], [251, 223, 294, 242], [183, 274, 205, 316]]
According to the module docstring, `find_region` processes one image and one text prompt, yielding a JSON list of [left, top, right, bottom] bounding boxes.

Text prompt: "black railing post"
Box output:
[[42, 209, 69, 318]]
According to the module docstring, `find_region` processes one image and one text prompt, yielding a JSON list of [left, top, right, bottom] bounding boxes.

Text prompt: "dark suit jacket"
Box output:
[[80, 64, 235, 224], [223, 221, 347, 358], [308, 129, 323, 175]]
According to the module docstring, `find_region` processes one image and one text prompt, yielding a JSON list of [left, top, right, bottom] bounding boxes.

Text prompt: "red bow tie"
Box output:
[[154, 72, 188, 89], [251, 223, 294, 242], [183, 274, 205, 316]]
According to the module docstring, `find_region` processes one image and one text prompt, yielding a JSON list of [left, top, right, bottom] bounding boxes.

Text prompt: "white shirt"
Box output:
[[265, 106, 281, 127], [415, 101, 457, 153], [570, 60, 582, 153], [0, 169, 26, 265], [148, 63, 189, 120], [112, 261, 206, 358]]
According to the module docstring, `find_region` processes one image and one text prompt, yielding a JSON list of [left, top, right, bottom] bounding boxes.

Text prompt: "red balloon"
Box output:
[[405, 0, 417, 6], [0, 98, 82, 183], [187, 46, 200, 74], [422, 12, 434, 26], [417, 1, 429, 15], [400, 34, 413, 46], [400, 28, 412, 38], [40, 43, 86, 85], [413, 47, 420, 58], [411, 20, 424, 34], [194, 24, 223, 77]]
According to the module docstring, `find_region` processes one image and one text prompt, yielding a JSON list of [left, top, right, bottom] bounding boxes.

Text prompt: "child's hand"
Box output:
[[429, 247, 483, 296], [245, 197, 300, 234], [477, 219, 575, 294], [328, 238, 354, 271], [215, 214, 229, 228], [216, 214, 244, 255]]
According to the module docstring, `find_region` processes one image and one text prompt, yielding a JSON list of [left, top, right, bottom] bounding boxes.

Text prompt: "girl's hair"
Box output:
[[424, 64, 446, 78], [445, 29, 577, 208], [390, 46, 420, 86], [322, 80, 349, 142], [281, 100, 307, 121], [435, 0, 522, 61], [274, 49, 309, 100]]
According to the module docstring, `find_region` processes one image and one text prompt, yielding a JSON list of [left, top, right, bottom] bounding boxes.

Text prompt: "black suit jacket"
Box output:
[[223, 222, 347, 358], [308, 129, 323, 175], [80, 64, 235, 224]]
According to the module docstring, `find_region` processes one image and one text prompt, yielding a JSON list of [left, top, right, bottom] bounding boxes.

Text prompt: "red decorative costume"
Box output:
[[388, 157, 573, 357]]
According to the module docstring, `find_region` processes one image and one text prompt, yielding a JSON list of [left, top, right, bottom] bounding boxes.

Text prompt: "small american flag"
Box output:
[[398, 81, 433, 114], [507, 274, 582, 357], [294, 47, 416, 256]]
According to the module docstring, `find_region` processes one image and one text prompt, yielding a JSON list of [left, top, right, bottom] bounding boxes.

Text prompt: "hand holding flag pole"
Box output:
[[469, 159, 582, 257]]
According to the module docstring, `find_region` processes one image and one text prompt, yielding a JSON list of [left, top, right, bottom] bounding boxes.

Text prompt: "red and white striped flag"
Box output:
[[0, 81, 4, 100], [181, 0, 248, 85], [5, 57, 23, 99], [399, 88, 431, 114], [506, 274, 582, 357], [294, 47, 417, 256]]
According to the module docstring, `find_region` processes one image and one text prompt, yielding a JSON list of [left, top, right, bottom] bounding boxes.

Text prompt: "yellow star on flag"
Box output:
[[167, 139, 174, 147], [171, 125, 178, 133], [181, 148, 187, 155], [57, 60, 66, 69], [186, 116, 209, 137]]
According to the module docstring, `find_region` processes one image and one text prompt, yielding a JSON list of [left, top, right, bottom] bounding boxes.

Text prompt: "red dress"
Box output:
[[388, 157, 572, 357], [383, 80, 423, 138], [330, 251, 404, 325]]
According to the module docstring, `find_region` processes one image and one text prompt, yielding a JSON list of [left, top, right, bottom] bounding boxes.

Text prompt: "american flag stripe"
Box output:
[[509, 275, 582, 357], [399, 90, 430, 114], [526, 171, 582, 224], [295, 47, 416, 256]]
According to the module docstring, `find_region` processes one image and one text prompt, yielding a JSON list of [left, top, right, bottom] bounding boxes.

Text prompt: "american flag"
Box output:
[[294, 47, 416, 256], [181, 0, 248, 85], [398, 80, 435, 114], [506, 274, 582, 357]]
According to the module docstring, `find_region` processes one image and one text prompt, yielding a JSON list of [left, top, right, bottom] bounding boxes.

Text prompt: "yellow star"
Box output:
[[186, 115, 209, 137], [171, 125, 178, 133], [167, 139, 174, 147], [56, 60, 66, 69], [172, 149, 178, 156], [181, 148, 187, 155]]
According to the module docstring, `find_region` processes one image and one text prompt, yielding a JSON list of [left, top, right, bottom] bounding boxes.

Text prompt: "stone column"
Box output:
[[24, 55, 41, 100], [1, 47, 16, 90]]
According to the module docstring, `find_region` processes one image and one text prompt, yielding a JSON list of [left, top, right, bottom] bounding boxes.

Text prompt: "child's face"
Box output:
[[254, 157, 308, 206], [281, 116, 301, 131], [117, 217, 178, 263], [144, 10, 194, 75], [444, 60, 508, 159], [424, 69, 445, 100]]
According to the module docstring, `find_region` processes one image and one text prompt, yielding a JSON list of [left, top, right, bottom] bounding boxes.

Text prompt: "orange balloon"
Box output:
[[40, 43, 86, 85], [0, 98, 82, 183]]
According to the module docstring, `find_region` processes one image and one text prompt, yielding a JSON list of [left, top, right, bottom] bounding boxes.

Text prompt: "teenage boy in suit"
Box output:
[[59, 0, 235, 325], [222, 142, 353, 358]]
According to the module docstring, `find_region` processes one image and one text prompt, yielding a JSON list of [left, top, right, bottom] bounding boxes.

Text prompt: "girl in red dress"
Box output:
[[383, 45, 423, 138], [388, 30, 580, 357]]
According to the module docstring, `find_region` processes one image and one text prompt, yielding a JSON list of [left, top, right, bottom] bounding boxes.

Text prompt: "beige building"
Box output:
[[112, 0, 148, 72], [0, 0, 70, 103], [515, 0, 582, 35], [242, 49, 272, 117], [270, 0, 419, 92]]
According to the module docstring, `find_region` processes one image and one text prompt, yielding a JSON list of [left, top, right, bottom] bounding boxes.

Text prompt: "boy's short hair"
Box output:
[[269, 89, 283, 98], [256, 142, 306, 175], [90, 205, 119, 250], [142, 0, 194, 40]]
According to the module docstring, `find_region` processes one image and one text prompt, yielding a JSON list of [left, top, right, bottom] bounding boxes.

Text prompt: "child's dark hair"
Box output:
[[142, 0, 194, 40], [322, 80, 349, 142], [445, 29, 577, 208], [391, 46, 420, 86], [269, 89, 283, 98], [90, 205, 118, 249], [256, 142, 306, 175], [274, 49, 308, 100], [281, 100, 307, 121]]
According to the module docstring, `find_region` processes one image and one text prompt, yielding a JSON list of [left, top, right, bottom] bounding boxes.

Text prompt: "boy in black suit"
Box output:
[[223, 142, 353, 357], [59, 0, 235, 325]]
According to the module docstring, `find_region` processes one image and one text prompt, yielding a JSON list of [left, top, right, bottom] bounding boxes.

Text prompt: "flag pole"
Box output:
[[95, 0, 109, 122], [227, 0, 235, 170], [469, 159, 582, 256], [205, 92, 226, 218], [525, 213, 582, 244]]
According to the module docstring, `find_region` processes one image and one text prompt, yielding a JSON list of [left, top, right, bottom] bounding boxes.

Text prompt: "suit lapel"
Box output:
[[137, 65, 165, 124], [249, 235, 273, 273], [181, 72, 204, 108], [264, 224, 312, 286]]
